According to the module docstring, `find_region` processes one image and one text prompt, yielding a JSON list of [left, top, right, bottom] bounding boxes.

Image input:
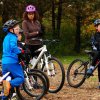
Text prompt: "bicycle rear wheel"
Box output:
[[43, 57, 65, 93], [16, 72, 47, 100], [67, 59, 87, 88]]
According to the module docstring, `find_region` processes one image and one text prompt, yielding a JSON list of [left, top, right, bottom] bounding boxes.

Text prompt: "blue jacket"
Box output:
[[2, 32, 21, 64]]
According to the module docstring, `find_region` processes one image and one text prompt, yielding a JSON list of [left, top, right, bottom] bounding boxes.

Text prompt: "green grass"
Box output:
[[56, 54, 89, 65]]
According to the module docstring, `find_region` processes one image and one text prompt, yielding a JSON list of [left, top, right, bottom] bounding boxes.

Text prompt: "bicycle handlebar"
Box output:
[[18, 38, 60, 53], [31, 38, 60, 44]]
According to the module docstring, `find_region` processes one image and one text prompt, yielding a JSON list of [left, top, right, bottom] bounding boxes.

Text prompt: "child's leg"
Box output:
[[98, 65, 100, 82], [97, 52, 100, 83], [5, 63, 24, 87], [87, 52, 99, 75], [2, 64, 11, 97], [91, 52, 99, 66]]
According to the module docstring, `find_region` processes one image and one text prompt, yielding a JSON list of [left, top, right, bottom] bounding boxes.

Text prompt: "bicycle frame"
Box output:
[[30, 44, 54, 76], [31, 45, 47, 68], [0, 72, 10, 82]]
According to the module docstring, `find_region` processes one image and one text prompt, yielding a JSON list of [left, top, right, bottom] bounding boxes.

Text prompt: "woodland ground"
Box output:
[[1, 55, 99, 100], [42, 64, 100, 100], [25, 62, 100, 100]]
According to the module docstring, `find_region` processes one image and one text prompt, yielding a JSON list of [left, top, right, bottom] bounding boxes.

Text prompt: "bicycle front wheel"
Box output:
[[45, 57, 65, 93], [67, 59, 87, 88], [16, 72, 47, 100], [30, 69, 50, 93]]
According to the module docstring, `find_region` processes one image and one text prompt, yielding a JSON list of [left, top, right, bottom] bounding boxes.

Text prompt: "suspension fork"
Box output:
[[24, 71, 33, 90], [44, 54, 51, 76]]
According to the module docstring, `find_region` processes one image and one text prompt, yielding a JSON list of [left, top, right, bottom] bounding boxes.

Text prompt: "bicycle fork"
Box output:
[[24, 71, 33, 90], [44, 54, 55, 76]]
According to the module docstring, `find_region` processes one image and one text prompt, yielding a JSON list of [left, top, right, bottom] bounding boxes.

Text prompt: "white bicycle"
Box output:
[[28, 39, 65, 93], [0, 58, 47, 100], [0, 67, 22, 100]]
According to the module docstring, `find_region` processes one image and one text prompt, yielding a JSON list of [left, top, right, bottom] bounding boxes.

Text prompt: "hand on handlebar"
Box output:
[[21, 49, 25, 54], [19, 47, 25, 54]]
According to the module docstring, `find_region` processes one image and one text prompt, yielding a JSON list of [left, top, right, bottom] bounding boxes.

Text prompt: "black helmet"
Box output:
[[3, 19, 20, 32], [94, 19, 100, 26]]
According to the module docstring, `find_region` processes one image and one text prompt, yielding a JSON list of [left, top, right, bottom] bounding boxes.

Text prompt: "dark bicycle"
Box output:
[[66, 50, 100, 88]]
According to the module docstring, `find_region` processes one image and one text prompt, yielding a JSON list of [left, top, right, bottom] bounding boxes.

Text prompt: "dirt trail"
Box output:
[[42, 67, 100, 100], [42, 75, 100, 100], [24, 64, 100, 100]]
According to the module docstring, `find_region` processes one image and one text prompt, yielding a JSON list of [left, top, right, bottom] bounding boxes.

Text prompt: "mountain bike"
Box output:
[[17, 59, 47, 100], [0, 57, 47, 100], [28, 39, 65, 93], [18, 42, 50, 94], [66, 50, 100, 88]]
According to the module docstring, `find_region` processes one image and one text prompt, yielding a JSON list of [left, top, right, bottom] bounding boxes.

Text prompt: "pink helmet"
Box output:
[[25, 5, 36, 12]]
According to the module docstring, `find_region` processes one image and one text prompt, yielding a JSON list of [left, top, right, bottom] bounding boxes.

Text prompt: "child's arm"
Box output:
[[10, 36, 21, 54]]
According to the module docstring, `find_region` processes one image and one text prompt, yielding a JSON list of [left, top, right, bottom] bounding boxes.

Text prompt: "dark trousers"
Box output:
[[92, 51, 100, 66], [98, 64, 100, 82], [91, 51, 100, 82], [28, 44, 42, 58]]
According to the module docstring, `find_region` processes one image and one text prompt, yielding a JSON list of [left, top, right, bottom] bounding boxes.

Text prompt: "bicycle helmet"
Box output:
[[25, 5, 36, 12], [3, 19, 20, 32], [94, 19, 100, 26]]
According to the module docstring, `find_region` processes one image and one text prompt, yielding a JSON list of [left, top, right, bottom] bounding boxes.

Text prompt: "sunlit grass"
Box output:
[[56, 55, 88, 65]]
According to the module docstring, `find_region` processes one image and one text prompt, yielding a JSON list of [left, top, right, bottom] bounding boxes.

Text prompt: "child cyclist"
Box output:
[[2, 19, 24, 97], [87, 19, 100, 88]]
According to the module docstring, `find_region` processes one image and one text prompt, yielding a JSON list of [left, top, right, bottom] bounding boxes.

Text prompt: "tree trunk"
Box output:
[[51, 0, 56, 38], [57, 0, 62, 39], [74, 14, 81, 53], [2, 0, 9, 23], [2, 0, 18, 23]]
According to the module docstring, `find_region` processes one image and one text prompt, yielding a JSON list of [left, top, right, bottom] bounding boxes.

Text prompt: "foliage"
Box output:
[[82, 11, 100, 37], [59, 55, 88, 65], [0, 0, 100, 54]]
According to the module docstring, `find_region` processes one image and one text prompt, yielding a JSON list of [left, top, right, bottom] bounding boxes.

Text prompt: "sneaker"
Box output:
[[3, 80, 11, 96], [87, 68, 93, 75], [96, 86, 100, 89]]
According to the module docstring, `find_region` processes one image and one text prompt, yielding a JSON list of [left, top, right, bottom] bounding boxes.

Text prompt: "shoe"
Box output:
[[96, 86, 100, 89], [87, 68, 93, 75], [3, 80, 11, 96]]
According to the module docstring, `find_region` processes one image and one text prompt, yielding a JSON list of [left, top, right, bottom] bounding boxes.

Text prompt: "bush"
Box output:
[[44, 20, 77, 56]]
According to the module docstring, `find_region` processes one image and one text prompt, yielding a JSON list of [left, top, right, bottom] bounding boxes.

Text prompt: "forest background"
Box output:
[[0, 0, 100, 56]]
